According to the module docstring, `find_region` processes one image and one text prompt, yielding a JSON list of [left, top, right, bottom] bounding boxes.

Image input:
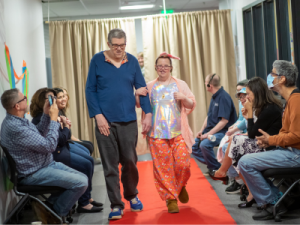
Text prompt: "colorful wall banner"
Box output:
[[4, 43, 29, 104]]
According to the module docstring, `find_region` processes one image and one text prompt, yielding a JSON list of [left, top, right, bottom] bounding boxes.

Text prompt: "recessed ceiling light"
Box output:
[[120, 4, 155, 10]]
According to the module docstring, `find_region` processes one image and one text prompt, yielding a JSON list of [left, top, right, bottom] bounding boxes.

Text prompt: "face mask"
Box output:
[[267, 74, 279, 89]]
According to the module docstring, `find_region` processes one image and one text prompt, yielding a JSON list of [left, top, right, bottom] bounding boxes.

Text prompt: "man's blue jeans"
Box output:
[[192, 133, 224, 170], [239, 147, 300, 207], [20, 161, 88, 216], [222, 142, 239, 179]]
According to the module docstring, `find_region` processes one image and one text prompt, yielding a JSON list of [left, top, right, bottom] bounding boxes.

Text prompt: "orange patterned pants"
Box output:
[[148, 135, 191, 201]]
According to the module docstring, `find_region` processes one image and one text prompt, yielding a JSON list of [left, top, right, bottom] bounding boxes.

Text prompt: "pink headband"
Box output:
[[159, 52, 181, 60]]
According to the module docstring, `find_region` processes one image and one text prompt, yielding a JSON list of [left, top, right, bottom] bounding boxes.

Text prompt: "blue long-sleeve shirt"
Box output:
[[85, 51, 151, 122], [236, 101, 247, 132]]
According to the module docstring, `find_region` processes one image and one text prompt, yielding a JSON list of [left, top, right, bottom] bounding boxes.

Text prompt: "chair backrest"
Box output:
[[0, 143, 19, 187]]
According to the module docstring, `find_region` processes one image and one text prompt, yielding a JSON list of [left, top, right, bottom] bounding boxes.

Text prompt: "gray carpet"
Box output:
[[17, 153, 300, 224]]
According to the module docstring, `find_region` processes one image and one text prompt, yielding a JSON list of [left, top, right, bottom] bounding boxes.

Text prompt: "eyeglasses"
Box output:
[[156, 65, 172, 69], [237, 94, 247, 100], [270, 72, 282, 77], [13, 96, 27, 108], [110, 44, 126, 49]]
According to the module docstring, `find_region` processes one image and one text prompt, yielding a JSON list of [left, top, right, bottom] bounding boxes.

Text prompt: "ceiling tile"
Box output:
[[183, 0, 219, 10], [82, 0, 120, 15], [45, 2, 89, 17]]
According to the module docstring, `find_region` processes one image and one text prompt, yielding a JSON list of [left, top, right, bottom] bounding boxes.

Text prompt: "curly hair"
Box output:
[[30, 88, 56, 118]]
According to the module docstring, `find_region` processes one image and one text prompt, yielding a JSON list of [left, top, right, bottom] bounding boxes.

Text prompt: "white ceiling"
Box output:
[[42, 0, 220, 20]]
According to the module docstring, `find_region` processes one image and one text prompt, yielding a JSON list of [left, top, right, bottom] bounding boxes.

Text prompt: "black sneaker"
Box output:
[[225, 180, 241, 194]]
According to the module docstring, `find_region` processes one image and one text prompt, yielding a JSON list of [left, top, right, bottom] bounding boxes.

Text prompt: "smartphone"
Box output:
[[48, 95, 53, 106]]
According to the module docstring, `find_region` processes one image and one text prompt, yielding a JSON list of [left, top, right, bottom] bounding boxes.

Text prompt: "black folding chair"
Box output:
[[262, 167, 300, 222], [1, 144, 73, 224]]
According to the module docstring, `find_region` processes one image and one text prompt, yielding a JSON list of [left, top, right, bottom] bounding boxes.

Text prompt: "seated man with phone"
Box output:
[[1, 88, 88, 221]]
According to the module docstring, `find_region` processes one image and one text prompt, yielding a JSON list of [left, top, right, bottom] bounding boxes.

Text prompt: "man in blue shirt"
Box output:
[[192, 74, 237, 175], [0, 89, 88, 222], [85, 29, 152, 220]]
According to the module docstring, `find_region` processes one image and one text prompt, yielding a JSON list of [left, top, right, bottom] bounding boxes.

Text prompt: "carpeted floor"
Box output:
[[71, 152, 300, 224], [110, 159, 235, 224]]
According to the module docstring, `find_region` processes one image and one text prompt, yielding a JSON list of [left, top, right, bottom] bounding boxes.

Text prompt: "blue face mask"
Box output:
[[267, 74, 275, 89]]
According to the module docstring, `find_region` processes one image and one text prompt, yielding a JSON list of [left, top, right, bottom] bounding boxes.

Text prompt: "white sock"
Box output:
[[235, 178, 244, 185]]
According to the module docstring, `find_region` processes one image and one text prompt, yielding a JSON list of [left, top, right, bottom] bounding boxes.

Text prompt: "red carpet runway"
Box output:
[[110, 158, 236, 224]]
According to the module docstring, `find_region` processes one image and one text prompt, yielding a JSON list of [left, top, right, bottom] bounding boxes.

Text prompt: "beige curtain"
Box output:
[[142, 10, 238, 136], [49, 19, 137, 159]]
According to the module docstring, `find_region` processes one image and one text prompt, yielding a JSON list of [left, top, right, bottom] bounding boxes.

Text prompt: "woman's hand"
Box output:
[[244, 98, 253, 111], [66, 118, 72, 128], [60, 116, 70, 129], [173, 92, 186, 101], [241, 107, 248, 119], [136, 87, 148, 96], [226, 129, 234, 136]]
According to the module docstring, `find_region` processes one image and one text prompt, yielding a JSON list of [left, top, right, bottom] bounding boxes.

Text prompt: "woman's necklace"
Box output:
[[158, 76, 172, 99]]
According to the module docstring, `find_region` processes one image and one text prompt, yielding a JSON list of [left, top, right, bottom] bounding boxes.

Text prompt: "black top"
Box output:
[[248, 104, 282, 150]]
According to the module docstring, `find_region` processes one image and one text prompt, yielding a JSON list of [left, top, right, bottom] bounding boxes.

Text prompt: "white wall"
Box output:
[[0, 0, 47, 223], [219, 0, 258, 81]]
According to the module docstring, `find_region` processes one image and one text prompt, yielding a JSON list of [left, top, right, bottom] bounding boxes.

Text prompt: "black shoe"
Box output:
[[209, 170, 229, 185], [238, 198, 256, 208], [77, 206, 103, 213], [90, 201, 103, 207], [225, 180, 242, 194], [252, 204, 287, 221]]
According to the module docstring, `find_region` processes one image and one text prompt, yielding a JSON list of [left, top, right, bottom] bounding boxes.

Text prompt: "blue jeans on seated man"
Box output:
[[239, 147, 300, 207], [222, 142, 239, 179], [20, 161, 88, 216], [192, 132, 224, 170]]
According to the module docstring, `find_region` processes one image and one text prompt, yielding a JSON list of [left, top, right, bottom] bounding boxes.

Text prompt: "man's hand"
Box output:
[[256, 129, 270, 148], [174, 92, 186, 101], [201, 133, 208, 140], [142, 113, 152, 135], [44, 98, 51, 115], [95, 114, 110, 136], [136, 87, 148, 96], [49, 99, 59, 121], [196, 131, 202, 138]]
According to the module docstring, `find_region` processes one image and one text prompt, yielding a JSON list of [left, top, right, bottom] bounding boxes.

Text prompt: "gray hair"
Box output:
[[1, 88, 19, 110], [237, 79, 248, 87], [273, 60, 298, 87], [108, 28, 126, 44]]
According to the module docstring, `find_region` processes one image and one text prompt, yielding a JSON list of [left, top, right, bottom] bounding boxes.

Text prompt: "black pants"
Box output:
[[95, 120, 139, 209], [74, 140, 94, 155]]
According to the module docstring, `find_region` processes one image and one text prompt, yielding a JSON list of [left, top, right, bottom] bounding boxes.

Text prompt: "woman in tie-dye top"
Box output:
[[136, 53, 196, 213]]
